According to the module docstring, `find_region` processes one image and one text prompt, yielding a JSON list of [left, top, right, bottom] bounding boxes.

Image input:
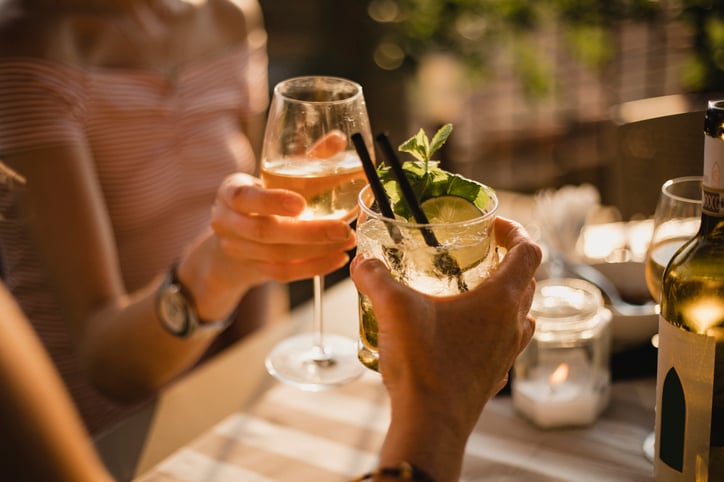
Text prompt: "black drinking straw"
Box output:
[[351, 133, 402, 243], [374, 133, 440, 248], [375, 132, 467, 291]]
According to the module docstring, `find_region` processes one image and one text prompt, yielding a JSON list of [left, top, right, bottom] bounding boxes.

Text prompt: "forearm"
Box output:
[[0, 287, 113, 482], [82, 219, 281, 398], [82, 233, 262, 401], [82, 279, 222, 402], [377, 399, 474, 482]]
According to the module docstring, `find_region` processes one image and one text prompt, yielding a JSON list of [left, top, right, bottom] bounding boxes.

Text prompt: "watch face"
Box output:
[[159, 285, 189, 335]]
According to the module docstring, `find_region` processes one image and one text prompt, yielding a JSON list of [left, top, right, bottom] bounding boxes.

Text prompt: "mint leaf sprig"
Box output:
[[376, 124, 492, 219], [398, 123, 453, 172]]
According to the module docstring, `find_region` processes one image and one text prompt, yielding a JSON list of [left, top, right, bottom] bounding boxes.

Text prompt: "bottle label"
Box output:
[[655, 316, 720, 481], [703, 136, 724, 216]]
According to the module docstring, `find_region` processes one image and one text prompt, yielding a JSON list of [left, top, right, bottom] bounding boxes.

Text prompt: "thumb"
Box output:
[[350, 255, 415, 313], [350, 255, 394, 297]]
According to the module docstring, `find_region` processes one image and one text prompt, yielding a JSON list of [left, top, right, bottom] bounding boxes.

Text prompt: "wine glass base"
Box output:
[[643, 430, 655, 462], [265, 333, 364, 391]]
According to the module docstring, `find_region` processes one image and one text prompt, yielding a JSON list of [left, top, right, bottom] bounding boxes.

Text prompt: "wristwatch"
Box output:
[[156, 263, 235, 338]]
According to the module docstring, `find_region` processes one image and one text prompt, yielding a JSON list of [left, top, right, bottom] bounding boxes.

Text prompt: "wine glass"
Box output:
[[642, 175, 702, 461], [261, 76, 371, 390]]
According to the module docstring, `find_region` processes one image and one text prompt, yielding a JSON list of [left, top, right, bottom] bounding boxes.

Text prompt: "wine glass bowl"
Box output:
[[641, 175, 702, 462], [262, 76, 371, 390], [644, 176, 703, 304], [261, 77, 371, 223]]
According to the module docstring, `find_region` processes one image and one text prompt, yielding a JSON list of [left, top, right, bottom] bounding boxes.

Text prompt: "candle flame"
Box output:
[[549, 363, 569, 386]]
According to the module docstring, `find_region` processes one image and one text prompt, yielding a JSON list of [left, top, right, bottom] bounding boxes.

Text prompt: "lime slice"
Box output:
[[418, 195, 492, 271], [420, 195, 483, 223]]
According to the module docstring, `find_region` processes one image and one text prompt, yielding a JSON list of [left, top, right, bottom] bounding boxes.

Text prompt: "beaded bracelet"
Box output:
[[351, 461, 436, 482]]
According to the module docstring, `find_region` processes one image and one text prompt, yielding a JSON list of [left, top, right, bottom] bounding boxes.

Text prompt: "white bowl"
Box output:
[[589, 261, 658, 353], [536, 260, 658, 353]]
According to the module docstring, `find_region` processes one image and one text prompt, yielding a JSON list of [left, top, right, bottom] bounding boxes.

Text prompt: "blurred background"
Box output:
[[258, 0, 724, 304]]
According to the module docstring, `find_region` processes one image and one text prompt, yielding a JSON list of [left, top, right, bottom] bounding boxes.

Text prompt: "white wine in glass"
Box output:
[[645, 177, 703, 302], [261, 76, 371, 390], [642, 175, 702, 462]]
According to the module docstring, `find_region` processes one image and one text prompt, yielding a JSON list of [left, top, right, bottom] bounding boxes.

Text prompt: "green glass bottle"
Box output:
[[655, 100, 724, 481]]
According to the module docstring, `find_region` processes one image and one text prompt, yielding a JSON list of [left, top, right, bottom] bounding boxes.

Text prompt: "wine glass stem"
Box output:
[[311, 275, 333, 366]]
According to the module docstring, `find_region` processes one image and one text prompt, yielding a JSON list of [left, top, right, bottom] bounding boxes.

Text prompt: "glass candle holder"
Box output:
[[512, 278, 612, 429]]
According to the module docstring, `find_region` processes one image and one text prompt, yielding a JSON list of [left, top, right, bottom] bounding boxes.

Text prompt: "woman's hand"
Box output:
[[209, 172, 355, 279], [211, 172, 356, 283]]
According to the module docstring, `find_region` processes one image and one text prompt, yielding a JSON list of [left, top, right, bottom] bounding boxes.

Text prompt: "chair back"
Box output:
[[606, 95, 704, 220]]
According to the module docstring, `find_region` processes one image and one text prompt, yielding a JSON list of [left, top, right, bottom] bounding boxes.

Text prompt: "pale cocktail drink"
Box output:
[[261, 150, 366, 222], [356, 182, 499, 371]]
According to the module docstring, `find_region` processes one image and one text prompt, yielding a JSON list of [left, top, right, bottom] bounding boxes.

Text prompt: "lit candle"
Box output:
[[511, 278, 612, 429], [512, 351, 610, 429]]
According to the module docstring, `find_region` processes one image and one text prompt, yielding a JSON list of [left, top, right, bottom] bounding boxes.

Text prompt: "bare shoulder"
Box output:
[[207, 0, 265, 46], [212, 0, 263, 25]]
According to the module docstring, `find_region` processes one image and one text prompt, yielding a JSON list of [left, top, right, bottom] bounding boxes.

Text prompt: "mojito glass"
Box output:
[[356, 183, 499, 371]]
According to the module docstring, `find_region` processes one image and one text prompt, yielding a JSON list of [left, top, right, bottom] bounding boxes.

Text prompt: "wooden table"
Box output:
[[95, 278, 656, 482]]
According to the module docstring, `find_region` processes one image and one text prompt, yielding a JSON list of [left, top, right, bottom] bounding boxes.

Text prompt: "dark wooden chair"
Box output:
[[604, 95, 705, 220]]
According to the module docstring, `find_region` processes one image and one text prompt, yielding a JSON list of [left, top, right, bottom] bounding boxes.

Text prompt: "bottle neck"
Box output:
[[701, 134, 724, 231], [699, 211, 723, 235]]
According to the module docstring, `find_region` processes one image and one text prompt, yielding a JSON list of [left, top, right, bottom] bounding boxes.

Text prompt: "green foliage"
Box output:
[[398, 123, 453, 170], [368, 0, 724, 96], [681, 1, 724, 92]]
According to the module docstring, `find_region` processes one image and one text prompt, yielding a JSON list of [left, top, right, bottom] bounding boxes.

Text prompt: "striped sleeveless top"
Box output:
[[0, 40, 268, 434]]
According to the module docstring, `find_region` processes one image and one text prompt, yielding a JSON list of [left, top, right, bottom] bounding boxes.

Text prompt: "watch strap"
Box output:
[[159, 262, 236, 338]]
